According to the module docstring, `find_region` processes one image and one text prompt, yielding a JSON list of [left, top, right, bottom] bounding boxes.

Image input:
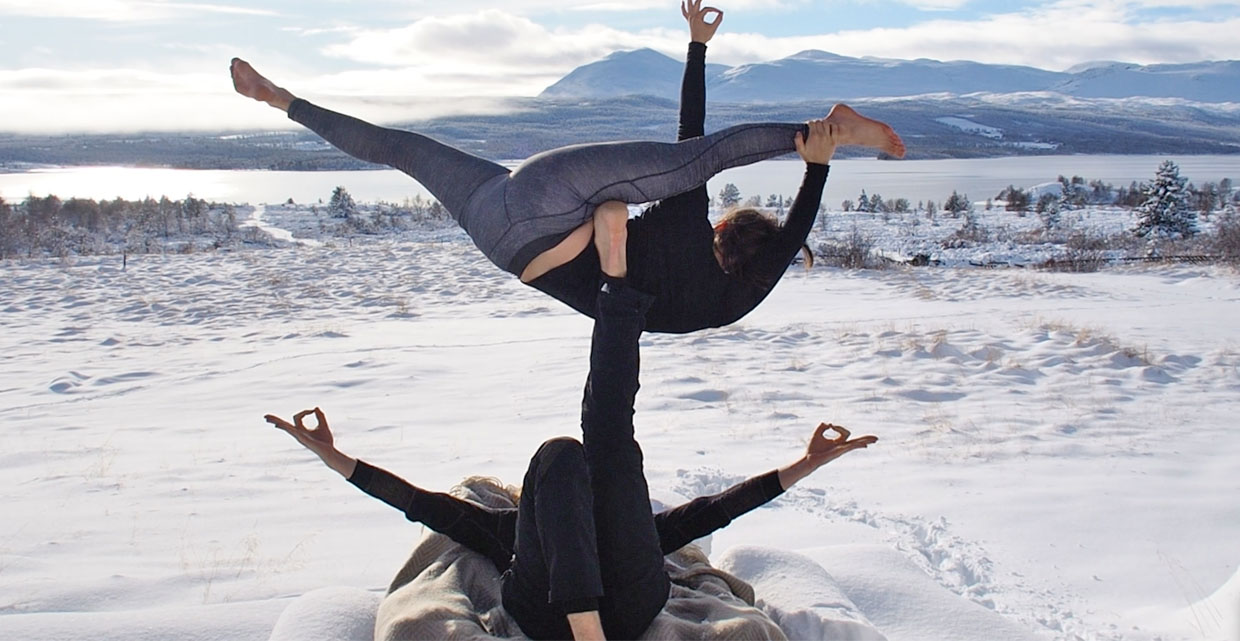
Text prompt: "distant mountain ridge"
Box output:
[[4, 51, 1239, 168], [542, 48, 1240, 104]]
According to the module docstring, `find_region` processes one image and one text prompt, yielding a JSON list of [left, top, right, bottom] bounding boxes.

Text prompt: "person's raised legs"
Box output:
[[230, 58, 295, 112], [824, 103, 906, 158]]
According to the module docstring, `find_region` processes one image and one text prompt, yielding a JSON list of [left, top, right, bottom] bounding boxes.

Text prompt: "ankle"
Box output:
[[269, 89, 293, 112]]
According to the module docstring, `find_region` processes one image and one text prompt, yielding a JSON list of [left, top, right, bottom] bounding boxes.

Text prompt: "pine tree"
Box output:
[[1036, 193, 1061, 231], [1001, 186, 1030, 213], [718, 183, 741, 208], [1134, 160, 1197, 239], [944, 190, 971, 216], [856, 189, 871, 213], [329, 186, 357, 219], [1057, 175, 1087, 209]]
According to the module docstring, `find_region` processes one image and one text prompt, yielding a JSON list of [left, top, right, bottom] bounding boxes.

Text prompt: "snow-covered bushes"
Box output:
[[1, 194, 244, 259], [817, 225, 877, 269], [941, 210, 990, 248]]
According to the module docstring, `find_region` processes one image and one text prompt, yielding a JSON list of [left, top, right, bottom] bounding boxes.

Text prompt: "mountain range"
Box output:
[[542, 48, 1240, 104], [3, 51, 1239, 169]]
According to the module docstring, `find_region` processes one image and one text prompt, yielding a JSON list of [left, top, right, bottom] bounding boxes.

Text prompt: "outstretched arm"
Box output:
[[633, 1, 721, 227], [740, 119, 838, 285], [677, 0, 722, 141], [264, 408, 517, 570], [654, 422, 875, 554]]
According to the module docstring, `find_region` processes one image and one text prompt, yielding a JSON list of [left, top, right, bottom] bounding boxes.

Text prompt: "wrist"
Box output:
[[777, 456, 802, 490], [321, 448, 357, 478]]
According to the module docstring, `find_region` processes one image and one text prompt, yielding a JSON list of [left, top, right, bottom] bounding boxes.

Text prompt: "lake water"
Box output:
[[2, 154, 1238, 207]]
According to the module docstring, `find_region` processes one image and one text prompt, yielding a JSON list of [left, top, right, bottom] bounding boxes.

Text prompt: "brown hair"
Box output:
[[713, 208, 813, 282]]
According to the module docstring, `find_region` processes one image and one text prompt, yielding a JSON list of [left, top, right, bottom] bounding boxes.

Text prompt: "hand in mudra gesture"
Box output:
[[804, 423, 877, 467], [265, 407, 336, 456], [682, 0, 723, 44]]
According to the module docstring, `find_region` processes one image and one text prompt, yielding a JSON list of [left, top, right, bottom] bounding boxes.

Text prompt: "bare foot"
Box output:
[[230, 58, 295, 112], [824, 104, 906, 158], [593, 201, 629, 278]]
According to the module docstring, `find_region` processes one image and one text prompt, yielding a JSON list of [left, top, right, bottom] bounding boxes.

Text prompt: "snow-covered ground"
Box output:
[[1, 203, 1237, 641]]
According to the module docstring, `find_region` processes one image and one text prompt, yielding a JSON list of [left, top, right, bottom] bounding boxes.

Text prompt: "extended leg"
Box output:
[[576, 273, 669, 639], [230, 58, 508, 224], [508, 122, 804, 215], [502, 437, 603, 641]]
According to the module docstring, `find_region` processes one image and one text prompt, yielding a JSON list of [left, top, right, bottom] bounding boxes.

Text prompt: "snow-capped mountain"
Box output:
[[541, 48, 1240, 104], [537, 48, 731, 102]]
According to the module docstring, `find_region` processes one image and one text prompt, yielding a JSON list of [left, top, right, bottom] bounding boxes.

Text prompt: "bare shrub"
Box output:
[[1153, 234, 1214, 258], [1009, 229, 1046, 246], [817, 226, 877, 269], [1213, 211, 1240, 260], [1041, 230, 1136, 272]]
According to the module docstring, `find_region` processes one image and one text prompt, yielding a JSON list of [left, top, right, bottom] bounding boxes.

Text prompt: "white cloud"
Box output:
[[399, 0, 797, 11], [705, 1, 1240, 69], [0, 0, 275, 21], [0, 64, 530, 133], [897, 0, 973, 10], [320, 10, 688, 95]]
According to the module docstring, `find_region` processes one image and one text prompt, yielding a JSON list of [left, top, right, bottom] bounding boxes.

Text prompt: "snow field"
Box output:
[[1, 228, 1237, 641]]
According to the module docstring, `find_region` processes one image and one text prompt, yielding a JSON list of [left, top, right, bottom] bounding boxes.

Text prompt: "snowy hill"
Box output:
[[541, 48, 730, 100], [541, 49, 1240, 104], [1050, 60, 1240, 103]]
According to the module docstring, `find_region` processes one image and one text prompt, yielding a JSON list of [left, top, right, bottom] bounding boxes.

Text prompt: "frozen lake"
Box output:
[[3, 154, 1238, 206]]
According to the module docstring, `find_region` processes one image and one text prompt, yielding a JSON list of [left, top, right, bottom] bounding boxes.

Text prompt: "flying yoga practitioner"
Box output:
[[264, 204, 878, 640], [230, 0, 905, 334]]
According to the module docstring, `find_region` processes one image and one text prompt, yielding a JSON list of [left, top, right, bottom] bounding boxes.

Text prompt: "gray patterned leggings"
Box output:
[[288, 99, 803, 275]]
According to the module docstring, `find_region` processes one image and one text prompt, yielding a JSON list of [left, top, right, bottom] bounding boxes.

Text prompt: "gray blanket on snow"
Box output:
[[374, 478, 787, 641]]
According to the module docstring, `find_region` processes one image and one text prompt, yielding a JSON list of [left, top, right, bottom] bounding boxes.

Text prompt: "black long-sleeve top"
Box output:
[[528, 42, 830, 334], [347, 459, 786, 573]]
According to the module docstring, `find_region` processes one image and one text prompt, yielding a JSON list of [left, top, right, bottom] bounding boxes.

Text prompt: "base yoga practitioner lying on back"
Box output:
[[231, 1, 904, 333], [264, 208, 878, 640]]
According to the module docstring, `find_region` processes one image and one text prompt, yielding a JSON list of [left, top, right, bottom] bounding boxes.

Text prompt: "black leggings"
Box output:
[[288, 99, 804, 275], [500, 283, 667, 640]]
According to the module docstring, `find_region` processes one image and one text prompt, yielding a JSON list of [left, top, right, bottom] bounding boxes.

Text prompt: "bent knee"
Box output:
[[530, 437, 587, 480], [535, 436, 584, 456], [594, 200, 628, 219]]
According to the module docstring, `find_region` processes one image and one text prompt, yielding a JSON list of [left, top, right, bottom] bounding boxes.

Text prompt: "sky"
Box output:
[[2, 0, 1240, 133]]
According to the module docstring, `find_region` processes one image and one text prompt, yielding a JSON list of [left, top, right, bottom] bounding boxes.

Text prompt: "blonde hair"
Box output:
[[455, 475, 522, 505]]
